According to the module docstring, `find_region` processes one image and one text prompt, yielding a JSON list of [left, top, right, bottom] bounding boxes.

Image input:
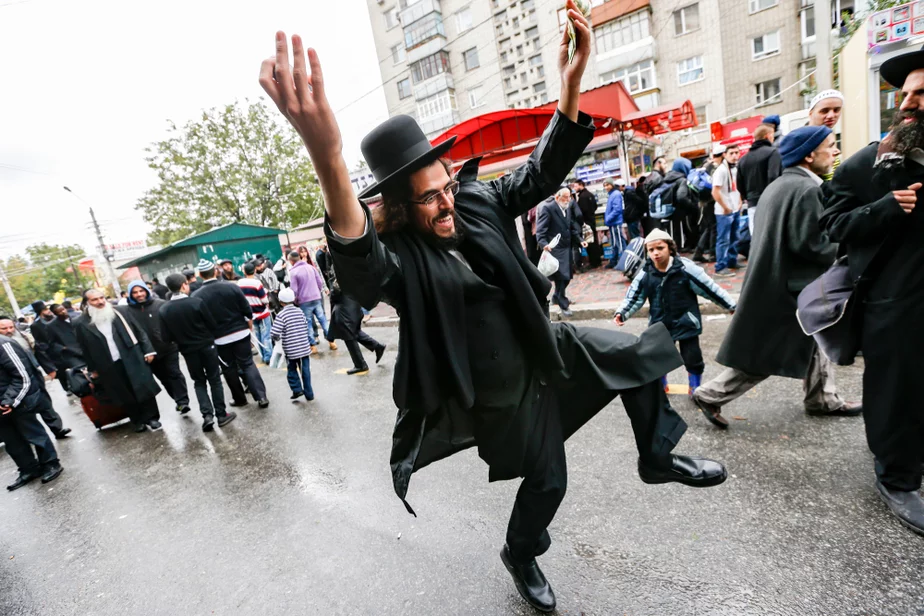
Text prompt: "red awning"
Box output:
[[616, 100, 699, 135]]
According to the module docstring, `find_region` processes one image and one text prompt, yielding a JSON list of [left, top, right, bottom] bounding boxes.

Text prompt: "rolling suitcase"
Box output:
[[79, 394, 130, 430]]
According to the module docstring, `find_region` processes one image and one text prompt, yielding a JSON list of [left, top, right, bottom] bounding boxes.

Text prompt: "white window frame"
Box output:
[[593, 10, 651, 54], [391, 43, 406, 65], [751, 30, 781, 60], [384, 7, 400, 30], [416, 90, 457, 120], [468, 86, 486, 109], [749, 0, 779, 14], [673, 4, 700, 36], [455, 6, 473, 33], [463, 47, 479, 71], [677, 56, 704, 86], [755, 78, 782, 106], [600, 59, 656, 94]]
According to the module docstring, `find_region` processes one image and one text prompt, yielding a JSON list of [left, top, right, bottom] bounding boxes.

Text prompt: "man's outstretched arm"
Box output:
[[259, 32, 363, 239]]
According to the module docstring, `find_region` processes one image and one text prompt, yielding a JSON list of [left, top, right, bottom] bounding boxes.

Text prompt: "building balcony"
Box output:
[[419, 109, 460, 137], [413, 72, 455, 100], [407, 34, 448, 64], [595, 37, 655, 76], [400, 0, 441, 27]]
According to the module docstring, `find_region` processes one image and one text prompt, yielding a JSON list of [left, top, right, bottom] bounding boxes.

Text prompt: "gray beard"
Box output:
[[88, 302, 116, 326]]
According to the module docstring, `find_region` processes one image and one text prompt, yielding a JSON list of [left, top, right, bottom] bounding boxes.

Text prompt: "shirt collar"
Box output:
[[170, 293, 188, 301], [795, 165, 824, 186]]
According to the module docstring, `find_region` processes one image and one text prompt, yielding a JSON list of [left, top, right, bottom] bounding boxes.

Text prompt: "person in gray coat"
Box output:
[[693, 126, 861, 429], [536, 187, 587, 316]]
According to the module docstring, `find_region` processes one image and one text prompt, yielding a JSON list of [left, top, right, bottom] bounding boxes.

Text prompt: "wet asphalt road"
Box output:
[[1, 318, 923, 616]]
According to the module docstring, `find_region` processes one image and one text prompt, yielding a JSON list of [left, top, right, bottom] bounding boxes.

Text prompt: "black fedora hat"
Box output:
[[881, 43, 924, 88], [358, 115, 456, 199]]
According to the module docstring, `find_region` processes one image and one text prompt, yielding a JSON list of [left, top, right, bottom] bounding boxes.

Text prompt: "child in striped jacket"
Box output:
[[270, 288, 315, 401]]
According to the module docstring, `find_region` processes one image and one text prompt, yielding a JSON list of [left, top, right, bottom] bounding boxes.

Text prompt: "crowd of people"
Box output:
[[0, 241, 387, 489], [2, 15, 923, 614]]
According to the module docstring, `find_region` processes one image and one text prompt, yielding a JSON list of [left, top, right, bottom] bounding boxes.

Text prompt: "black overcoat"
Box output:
[[717, 168, 836, 378], [75, 308, 161, 406], [535, 197, 582, 280], [327, 111, 683, 511]]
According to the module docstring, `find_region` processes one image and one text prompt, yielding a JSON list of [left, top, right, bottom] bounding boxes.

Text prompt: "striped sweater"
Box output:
[[238, 278, 270, 320], [270, 306, 312, 360]]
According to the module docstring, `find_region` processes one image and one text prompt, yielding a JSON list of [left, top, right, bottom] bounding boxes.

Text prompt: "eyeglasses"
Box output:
[[410, 181, 460, 208]]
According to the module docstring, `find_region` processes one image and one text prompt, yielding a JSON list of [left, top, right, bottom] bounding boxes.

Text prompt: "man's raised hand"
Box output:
[[259, 32, 342, 163]]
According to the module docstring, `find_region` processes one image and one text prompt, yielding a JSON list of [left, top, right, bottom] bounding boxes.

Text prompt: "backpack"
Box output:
[[673, 181, 699, 216], [623, 188, 647, 223], [616, 237, 646, 280], [648, 182, 676, 220], [687, 168, 713, 194]]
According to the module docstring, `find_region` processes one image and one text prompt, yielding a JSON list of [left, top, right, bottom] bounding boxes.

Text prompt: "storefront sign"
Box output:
[[574, 158, 620, 184], [105, 240, 148, 260], [710, 116, 765, 154], [869, 1, 924, 49]]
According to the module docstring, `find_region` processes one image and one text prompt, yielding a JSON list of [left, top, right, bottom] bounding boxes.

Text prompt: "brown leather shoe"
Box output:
[[328, 341, 338, 350], [691, 389, 729, 429], [806, 402, 863, 417]]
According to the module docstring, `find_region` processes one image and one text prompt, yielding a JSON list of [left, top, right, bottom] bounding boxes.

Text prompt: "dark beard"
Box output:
[[419, 212, 465, 251], [889, 110, 924, 155]]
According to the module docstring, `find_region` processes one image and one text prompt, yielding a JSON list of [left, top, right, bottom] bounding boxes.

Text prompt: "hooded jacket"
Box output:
[[125, 280, 176, 355]]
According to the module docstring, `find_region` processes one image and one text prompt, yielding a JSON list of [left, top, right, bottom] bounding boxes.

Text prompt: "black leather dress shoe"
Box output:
[[691, 390, 729, 429], [7, 471, 41, 491], [876, 480, 924, 536], [807, 402, 863, 417], [257, 399, 270, 409], [500, 545, 556, 613], [217, 412, 237, 427], [347, 366, 369, 375], [229, 400, 248, 408], [638, 455, 728, 488], [375, 345, 387, 364], [41, 463, 63, 484], [54, 428, 72, 439]]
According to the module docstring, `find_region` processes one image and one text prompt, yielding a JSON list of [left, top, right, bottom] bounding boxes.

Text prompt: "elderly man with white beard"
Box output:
[[74, 289, 163, 433]]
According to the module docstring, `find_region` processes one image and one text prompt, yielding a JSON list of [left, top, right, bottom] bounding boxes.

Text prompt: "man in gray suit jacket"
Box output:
[[693, 126, 861, 429]]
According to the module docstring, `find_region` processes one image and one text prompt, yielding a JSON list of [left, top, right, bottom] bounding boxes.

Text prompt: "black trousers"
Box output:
[[36, 389, 64, 435], [861, 293, 924, 492], [98, 360, 161, 426], [696, 206, 717, 256], [678, 337, 705, 375], [149, 350, 189, 408], [345, 330, 383, 370], [182, 345, 226, 418], [551, 278, 571, 311], [216, 336, 267, 403], [505, 379, 683, 563], [0, 396, 58, 475]]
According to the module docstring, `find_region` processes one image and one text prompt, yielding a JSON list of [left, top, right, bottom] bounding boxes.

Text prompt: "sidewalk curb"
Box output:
[[363, 293, 740, 327]]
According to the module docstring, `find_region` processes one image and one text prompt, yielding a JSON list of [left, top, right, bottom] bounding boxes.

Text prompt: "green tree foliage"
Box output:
[[135, 99, 323, 246], [0, 244, 93, 315]]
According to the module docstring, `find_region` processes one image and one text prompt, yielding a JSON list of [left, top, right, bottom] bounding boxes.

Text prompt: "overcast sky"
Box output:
[[0, 0, 387, 260]]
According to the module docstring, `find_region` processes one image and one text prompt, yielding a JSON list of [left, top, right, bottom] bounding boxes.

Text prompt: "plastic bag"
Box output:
[[269, 341, 285, 369], [538, 233, 561, 277]]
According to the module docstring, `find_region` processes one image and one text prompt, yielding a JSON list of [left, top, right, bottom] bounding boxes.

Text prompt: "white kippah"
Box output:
[[810, 89, 844, 111]]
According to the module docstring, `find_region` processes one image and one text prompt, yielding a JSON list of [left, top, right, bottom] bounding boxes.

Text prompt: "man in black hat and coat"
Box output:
[[45, 303, 85, 377], [29, 301, 71, 395], [260, 10, 726, 613], [75, 289, 163, 432], [820, 47, 924, 536]]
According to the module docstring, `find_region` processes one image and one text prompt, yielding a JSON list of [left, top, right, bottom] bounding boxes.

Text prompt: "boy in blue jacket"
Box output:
[[603, 178, 627, 268], [614, 229, 736, 396]]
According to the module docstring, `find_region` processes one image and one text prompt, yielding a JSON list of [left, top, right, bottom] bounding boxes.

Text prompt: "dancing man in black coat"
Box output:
[[259, 7, 726, 612]]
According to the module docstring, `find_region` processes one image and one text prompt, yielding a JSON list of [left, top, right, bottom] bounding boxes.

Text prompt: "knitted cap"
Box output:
[[196, 258, 216, 273], [809, 89, 844, 111], [278, 288, 295, 304], [762, 114, 781, 127], [644, 228, 674, 245], [779, 126, 832, 168]]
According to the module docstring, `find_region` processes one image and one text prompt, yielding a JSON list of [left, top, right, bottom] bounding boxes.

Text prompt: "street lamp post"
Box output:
[[275, 174, 292, 249]]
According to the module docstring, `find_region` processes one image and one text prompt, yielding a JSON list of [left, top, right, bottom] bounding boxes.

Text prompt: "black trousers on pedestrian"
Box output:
[[551, 278, 571, 311], [149, 350, 189, 409], [678, 337, 705, 375], [182, 345, 226, 418], [216, 336, 267, 403], [345, 330, 383, 370], [861, 292, 924, 492], [505, 379, 683, 562], [98, 360, 161, 426], [36, 389, 64, 435], [696, 206, 717, 256], [0, 395, 59, 475]]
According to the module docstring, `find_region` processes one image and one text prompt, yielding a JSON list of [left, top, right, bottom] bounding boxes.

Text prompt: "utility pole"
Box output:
[[0, 260, 22, 317], [814, 0, 833, 92], [63, 186, 122, 296], [63, 246, 83, 290]]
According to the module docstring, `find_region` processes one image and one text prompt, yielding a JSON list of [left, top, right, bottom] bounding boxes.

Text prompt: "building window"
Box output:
[[513, 16, 519, 28], [399, 0, 421, 8], [557, 8, 569, 32], [522, 0, 534, 9], [404, 13, 445, 49], [391, 43, 406, 64], [673, 4, 699, 36], [752, 30, 781, 60], [500, 50, 509, 63], [678, 56, 704, 85], [416, 90, 457, 120], [693, 104, 706, 126], [755, 78, 782, 106], [504, 64, 516, 75], [749, 0, 778, 14], [463, 47, 480, 71], [538, 92, 549, 105], [409, 51, 450, 84], [529, 54, 542, 67], [594, 11, 651, 54], [397, 78, 412, 99], [517, 44, 524, 57], [534, 81, 546, 93], [600, 59, 656, 93], [469, 85, 485, 108], [455, 7, 473, 32], [384, 7, 399, 29], [525, 26, 539, 39], [536, 65, 545, 78]]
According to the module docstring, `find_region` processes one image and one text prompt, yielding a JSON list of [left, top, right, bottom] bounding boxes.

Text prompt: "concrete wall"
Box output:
[[839, 29, 870, 158]]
